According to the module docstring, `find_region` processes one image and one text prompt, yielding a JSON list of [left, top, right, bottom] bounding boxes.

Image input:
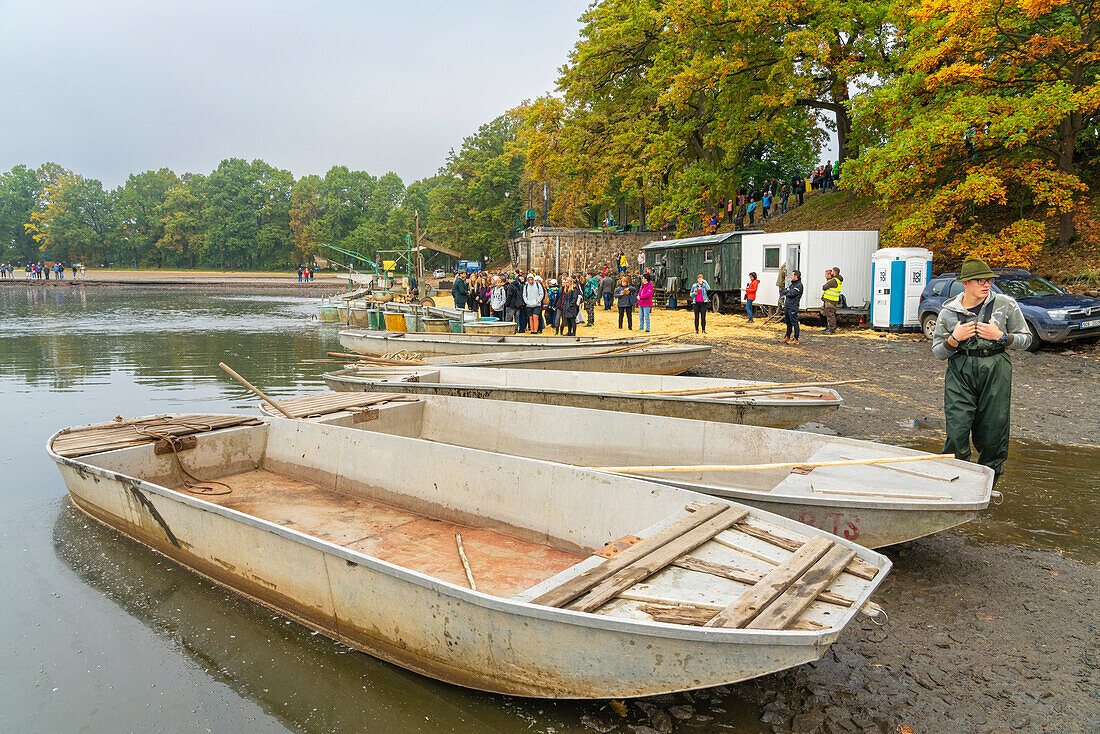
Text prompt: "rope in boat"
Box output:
[[124, 417, 234, 496], [382, 349, 424, 360]]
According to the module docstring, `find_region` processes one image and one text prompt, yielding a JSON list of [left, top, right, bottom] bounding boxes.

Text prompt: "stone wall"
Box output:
[[508, 228, 657, 277]]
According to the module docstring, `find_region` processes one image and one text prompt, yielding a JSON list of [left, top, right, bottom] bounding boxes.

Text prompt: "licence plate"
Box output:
[[1082, 319, 1100, 329]]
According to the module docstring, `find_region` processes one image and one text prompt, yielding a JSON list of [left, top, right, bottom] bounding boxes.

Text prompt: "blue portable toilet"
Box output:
[[871, 248, 932, 332]]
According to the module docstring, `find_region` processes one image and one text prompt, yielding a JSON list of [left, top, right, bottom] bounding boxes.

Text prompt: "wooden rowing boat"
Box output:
[[49, 413, 889, 697], [322, 365, 842, 429], [262, 394, 994, 548], [338, 328, 649, 357]]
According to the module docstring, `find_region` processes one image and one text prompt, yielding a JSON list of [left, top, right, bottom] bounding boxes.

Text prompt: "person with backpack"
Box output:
[[505, 273, 525, 332], [489, 276, 507, 321], [521, 273, 545, 334], [546, 279, 561, 331], [583, 271, 600, 327]]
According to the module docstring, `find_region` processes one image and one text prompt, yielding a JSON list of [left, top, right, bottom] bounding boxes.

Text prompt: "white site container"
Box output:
[[740, 231, 880, 310], [870, 248, 933, 331]]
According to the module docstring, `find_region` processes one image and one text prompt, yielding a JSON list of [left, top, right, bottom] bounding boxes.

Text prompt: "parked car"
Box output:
[[918, 269, 1100, 350], [433, 268, 447, 279]]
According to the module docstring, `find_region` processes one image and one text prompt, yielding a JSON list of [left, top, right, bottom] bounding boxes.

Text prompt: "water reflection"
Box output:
[[898, 438, 1099, 563]]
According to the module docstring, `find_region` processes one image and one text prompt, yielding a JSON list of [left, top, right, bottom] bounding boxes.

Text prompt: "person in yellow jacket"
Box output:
[[821, 267, 842, 334], [617, 250, 628, 274]]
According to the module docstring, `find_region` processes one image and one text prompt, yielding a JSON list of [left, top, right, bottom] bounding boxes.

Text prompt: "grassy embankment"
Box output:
[[750, 190, 1100, 289]]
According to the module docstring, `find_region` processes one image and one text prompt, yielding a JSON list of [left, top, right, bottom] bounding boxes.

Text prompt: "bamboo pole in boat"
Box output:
[[219, 362, 295, 419], [594, 453, 955, 474], [589, 331, 693, 357], [621, 379, 866, 396], [455, 533, 477, 591]]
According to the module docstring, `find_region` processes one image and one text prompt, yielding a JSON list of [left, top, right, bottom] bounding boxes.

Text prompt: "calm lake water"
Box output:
[[1, 286, 1095, 733]]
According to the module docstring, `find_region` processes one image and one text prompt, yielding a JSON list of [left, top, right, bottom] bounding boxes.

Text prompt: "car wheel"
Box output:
[[711, 293, 721, 314], [1025, 321, 1043, 352], [920, 312, 937, 340]]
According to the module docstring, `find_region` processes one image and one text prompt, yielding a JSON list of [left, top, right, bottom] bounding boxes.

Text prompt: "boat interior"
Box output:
[[282, 393, 989, 504], [53, 415, 887, 631]]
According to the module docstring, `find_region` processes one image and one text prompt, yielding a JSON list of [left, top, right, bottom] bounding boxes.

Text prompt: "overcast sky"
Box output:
[[0, 0, 591, 188]]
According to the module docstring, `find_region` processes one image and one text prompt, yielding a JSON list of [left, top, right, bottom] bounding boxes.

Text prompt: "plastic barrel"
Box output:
[[422, 318, 449, 333], [448, 319, 464, 333]]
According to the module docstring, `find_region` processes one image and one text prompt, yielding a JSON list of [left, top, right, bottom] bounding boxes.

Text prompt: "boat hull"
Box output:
[[322, 375, 835, 429], [51, 421, 888, 698], [338, 329, 646, 357]]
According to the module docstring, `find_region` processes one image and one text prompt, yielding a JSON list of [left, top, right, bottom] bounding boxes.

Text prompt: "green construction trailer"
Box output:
[[641, 230, 763, 312]]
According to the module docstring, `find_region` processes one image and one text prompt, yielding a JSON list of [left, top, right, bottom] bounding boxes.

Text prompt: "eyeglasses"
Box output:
[[973, 278, 994, 285]]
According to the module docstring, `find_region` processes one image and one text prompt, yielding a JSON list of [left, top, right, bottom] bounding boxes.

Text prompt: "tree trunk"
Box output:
[[1057, 112, 1079, 247]]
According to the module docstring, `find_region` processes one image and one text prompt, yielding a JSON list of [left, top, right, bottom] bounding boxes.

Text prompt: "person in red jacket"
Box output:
[[744, 272, 760, 322]]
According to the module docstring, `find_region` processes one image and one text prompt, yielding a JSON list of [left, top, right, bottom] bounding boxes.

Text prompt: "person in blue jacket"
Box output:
[[689, 273, 711, 334], [779, 270, 804, 345]]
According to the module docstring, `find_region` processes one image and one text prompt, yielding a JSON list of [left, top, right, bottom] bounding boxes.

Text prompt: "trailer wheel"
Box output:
[[711, 293, 722, 314], [420, 297, 436, 307]]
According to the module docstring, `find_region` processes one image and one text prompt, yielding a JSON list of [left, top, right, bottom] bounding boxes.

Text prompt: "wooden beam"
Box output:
[[704, 537, 834, 628], [672, 556, 854, 607], [747, 545, 857, 630], [530, 502, 729, 608], [567, 507, 750, 613], [595, 454, 956, 475]]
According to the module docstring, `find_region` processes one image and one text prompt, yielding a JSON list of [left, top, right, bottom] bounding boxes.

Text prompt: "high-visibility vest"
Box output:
[[823, 278, 842, 302]]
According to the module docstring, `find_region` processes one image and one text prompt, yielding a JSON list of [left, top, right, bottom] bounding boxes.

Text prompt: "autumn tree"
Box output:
[[428, 113, 525, 260], [845, 0, 1100, 264], [158, 175, 206, 267], [26, 171, 117, 263], [117, 168, 179, 266]]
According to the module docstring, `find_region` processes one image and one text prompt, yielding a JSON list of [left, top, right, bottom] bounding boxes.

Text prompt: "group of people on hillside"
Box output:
[[707, 161, 840, 233]]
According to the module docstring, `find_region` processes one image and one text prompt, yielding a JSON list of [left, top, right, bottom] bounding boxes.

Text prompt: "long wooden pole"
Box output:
[[595, 454, 956, 474], [622, 379, 866, 396], [590, 331, 693, 357], [219, 362, 296, 419]]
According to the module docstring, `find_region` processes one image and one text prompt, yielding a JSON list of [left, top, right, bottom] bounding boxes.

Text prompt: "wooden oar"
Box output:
[[622, 379, 866, 396], [589, 331, 693, 357], [594, 454, 956, 474], [218, 362, 296, 419]]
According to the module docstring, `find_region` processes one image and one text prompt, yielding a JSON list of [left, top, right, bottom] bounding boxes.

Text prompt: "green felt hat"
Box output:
[[956, 258, 996, 282]]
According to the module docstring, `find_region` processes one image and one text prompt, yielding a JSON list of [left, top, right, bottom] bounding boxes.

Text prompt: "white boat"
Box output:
[[322, 365, 842, 429], [338, 328, 649, 357], [50, 413, 890, 698], [349, 343, 712, 375], [261, 393, 995, 548]]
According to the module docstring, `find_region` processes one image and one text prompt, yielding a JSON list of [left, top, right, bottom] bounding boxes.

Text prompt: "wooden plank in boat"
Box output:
[[531, 502, 729, 608], [704, 537, 834, 628], [52, 415, 262, 458], [747, 544, 857, 630], [672, 556, 854, 607], [262, 392, 418, 419], [685, 503, 879, 580], [567, 507, 751, 613]]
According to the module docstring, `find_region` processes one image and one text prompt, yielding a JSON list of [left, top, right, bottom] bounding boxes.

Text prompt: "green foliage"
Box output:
[[427, 113, 525, 261], [0, 164, 41, 262]]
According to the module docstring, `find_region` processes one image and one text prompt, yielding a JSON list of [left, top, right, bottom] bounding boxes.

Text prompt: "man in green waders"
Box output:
[[932, 258, 1032, 482]]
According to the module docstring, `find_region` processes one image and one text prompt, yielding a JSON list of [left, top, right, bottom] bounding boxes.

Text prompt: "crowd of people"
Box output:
[[449, 256, 846, 345], [449, 259, 663, 335], [296, 265, 315, 282], [0, 262, 84, 279]]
